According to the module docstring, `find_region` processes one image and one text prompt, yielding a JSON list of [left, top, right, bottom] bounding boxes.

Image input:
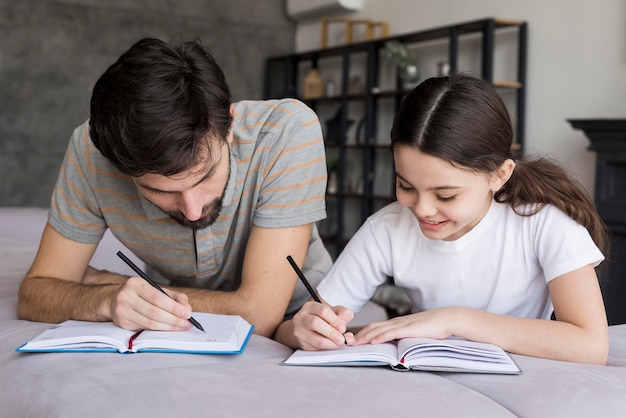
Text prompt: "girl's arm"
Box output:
[[353, 264, 609, 364]]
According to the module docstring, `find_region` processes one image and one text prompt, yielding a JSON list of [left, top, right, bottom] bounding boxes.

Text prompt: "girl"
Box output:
[[274, 75, 610, 365]]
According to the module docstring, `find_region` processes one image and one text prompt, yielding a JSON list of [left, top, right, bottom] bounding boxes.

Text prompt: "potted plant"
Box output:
[[384, 40, 420, 87]]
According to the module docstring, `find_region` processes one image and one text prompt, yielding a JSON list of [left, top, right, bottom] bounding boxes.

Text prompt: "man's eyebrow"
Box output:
[[394, 172, 461, 191], [137, 162, 218, 194]]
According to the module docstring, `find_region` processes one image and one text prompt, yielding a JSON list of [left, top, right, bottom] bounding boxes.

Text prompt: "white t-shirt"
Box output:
[[317, 201, 604, 320]]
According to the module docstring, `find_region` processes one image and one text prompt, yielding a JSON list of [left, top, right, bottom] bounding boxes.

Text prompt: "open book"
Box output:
[[16, 312, 254, 354], [283, 337, 521, 374]]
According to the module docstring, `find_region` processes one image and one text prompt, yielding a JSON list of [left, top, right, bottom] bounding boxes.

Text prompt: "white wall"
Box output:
[[293, 0, 626, 196]]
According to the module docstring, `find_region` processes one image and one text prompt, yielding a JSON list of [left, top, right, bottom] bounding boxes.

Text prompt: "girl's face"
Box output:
[[393, 145, 510, 241]]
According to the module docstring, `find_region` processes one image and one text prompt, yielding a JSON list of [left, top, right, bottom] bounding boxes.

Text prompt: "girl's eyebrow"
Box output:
[[395, 172, 462, 191]]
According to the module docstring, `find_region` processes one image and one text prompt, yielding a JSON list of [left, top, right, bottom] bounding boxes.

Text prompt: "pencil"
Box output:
[[286, 255, 347, 345], [116, 251, 205, 333], [287, 255, 321, 303]]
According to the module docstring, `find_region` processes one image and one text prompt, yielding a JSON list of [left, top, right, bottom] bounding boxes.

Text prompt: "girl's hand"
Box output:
[[352, 307, 460, 345], [292, 301, 354, 350]]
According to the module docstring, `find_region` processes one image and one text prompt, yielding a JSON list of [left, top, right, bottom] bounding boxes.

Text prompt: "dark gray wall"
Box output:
[[0, 0, 294, 206]]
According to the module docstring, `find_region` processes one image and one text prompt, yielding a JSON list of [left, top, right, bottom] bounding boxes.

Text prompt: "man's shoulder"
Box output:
[[68, 120, 104, 161], [234, 98, 311, 112], [233, 99, 316, 128], [64, 119, 129, 188], [232, 99, 321, 152], [68, 120, 91, 148]]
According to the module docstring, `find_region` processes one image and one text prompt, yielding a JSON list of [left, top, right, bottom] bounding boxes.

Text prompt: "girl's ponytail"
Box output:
[[496, 157, 609, 255]]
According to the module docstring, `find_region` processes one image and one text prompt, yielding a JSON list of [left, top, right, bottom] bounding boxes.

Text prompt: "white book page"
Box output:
[[132, 312, 250, 352], [20, 320, 134, 351], [398, 337, 519, 372], [284, 342, 399, 365]]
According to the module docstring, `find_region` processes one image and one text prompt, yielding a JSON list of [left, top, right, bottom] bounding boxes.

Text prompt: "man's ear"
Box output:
[[490, 159, 516, 192]]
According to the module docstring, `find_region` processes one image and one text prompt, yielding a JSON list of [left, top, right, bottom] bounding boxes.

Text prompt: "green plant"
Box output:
[[384, 40, 417, 69]]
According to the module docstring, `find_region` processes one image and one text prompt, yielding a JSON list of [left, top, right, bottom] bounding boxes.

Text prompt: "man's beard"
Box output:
[[166, 148, 230, 230], [167, 195, 224, 230]]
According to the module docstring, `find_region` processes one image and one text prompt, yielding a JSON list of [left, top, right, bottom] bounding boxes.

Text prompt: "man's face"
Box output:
[[132, 139, 231, 230]]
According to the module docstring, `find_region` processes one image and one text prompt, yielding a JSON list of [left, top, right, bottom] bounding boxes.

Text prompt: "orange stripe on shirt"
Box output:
[[259, 194, 326, 210], [83, 128, 93, 175], [258, 101, 295, 116], [67, 148, 88, 185], [237, 120, 281, 132], [82, 128, 135, 180], [261, 175, 326, 194], [301, 118, 320, 128], [53, 205, 103, 230], [93, 187, 140, 201], [263, 138, 324, 177], [114, 234, 196, 255], [56, 186, 99, 215], [100, 207, 150, 221], [265, 157, 326, 182], [108, 224, 189, 243]]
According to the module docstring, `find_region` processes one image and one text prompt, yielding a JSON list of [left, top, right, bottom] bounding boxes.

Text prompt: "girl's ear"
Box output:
[[490, 159, 516, 192]]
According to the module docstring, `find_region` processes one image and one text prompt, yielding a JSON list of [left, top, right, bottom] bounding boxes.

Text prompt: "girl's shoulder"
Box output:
[[497, 202, 586, 235]]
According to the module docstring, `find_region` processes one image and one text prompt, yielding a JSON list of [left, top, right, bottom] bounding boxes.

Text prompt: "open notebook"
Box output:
[[283, 336, 521, 374], [17, 312, 254, 354]]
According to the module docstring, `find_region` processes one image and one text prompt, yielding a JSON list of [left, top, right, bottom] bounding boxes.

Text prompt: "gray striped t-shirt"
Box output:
[[49, 98, 332, 316]]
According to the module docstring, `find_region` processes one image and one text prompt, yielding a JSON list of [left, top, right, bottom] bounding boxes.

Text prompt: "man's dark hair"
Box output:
[[89, 38, 233, 177]]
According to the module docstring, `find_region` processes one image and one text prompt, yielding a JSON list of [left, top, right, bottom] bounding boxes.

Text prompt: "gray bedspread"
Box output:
[[2, 233, 625, 418]]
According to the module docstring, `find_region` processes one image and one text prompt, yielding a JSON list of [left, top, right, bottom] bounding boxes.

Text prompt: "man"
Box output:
[[17, 38, 332, 338]]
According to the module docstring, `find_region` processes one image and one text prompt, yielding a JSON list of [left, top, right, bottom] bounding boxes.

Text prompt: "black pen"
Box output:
[[286, 255, 347, 345], [116, 251, 205, 333]]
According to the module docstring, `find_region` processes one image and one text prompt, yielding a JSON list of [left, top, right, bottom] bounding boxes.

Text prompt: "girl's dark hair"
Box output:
[[89, 37, 233, 177], [390, 75, 609, 255]]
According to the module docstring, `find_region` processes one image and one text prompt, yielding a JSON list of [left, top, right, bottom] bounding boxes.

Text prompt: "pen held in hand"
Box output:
[[116, 251, 205, 333], [286, 255, 347, 345]]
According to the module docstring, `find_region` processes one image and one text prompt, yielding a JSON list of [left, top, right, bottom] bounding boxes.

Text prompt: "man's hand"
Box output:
[[109, 276, 195, 331]]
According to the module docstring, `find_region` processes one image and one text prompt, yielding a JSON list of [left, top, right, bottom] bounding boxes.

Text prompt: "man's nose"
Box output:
[[178, 190, 204, 221]]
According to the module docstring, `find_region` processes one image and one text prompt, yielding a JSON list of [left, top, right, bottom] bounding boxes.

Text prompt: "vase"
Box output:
[[399, 64, 420, 88]]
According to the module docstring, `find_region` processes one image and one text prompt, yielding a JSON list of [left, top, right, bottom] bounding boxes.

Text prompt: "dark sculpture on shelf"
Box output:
[[325, 107, 354, 145]]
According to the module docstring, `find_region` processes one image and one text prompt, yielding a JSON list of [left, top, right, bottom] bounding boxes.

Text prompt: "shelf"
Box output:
[[264, 17, 527, 258], [493, 80, 523, 89], [309, 81, 522, 104]]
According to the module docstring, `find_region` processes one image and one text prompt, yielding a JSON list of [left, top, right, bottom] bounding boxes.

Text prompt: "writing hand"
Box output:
[[110, 276, 195, 331], [292, 300, 355, 350]]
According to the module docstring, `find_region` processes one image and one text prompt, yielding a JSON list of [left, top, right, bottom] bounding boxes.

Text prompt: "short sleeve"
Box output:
[[48, 122, 107, 243], [248, 100, 328, 228]]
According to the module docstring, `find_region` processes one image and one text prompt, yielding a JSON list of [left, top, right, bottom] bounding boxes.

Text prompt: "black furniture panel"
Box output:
[[569, 119, 626, 325]]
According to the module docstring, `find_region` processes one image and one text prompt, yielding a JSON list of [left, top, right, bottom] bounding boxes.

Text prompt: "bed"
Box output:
[[2, 209, 626, 417]]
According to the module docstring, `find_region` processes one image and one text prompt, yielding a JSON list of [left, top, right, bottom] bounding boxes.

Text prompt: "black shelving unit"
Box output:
[[265, 17, 528, 258], [568, 119, 626, 325]]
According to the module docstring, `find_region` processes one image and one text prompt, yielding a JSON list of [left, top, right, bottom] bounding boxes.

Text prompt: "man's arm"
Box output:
[[18, 222, 115, 322], [18, 223, 194, 330], [177, 223, 312, 337], [20, 222, 312, 337]]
